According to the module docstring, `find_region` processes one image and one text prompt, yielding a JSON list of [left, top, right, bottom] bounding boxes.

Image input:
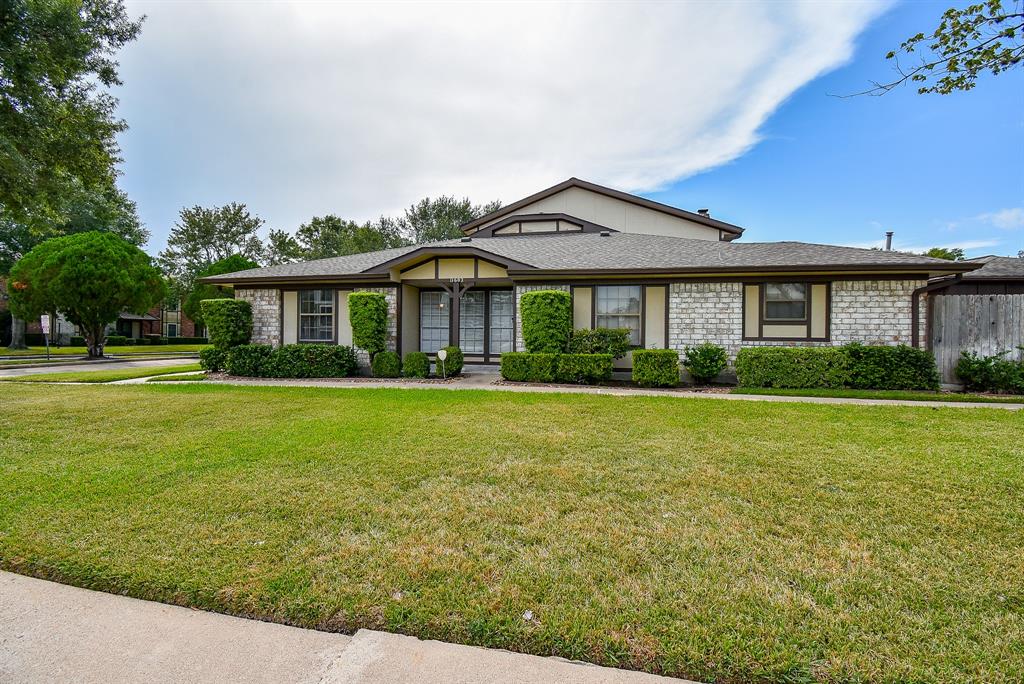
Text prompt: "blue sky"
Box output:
[[115, 1, 1022, 258]]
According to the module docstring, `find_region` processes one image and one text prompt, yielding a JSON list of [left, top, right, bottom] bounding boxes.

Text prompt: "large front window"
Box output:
[[459, 291, 485, 354], [419, 291, 449, 352], [299, 289, 334, 342], [595, 285, 642, 345], [764, 283, 806, 321], [489, 290, 513, 354]]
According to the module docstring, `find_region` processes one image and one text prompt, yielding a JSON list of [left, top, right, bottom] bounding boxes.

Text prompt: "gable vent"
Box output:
[[599, 230, 610, 237]]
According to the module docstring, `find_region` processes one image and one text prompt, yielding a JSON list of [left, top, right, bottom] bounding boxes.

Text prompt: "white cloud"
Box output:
[[117, 0, 888, 248], [977, 208, 1024, 230]]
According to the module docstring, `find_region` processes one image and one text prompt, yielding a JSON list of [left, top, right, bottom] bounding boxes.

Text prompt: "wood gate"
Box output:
[[930, 294, 1024, 384]]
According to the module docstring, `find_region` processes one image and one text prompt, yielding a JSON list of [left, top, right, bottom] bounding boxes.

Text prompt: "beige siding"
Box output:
[[401, 285, 418, 355], [401, 260, 435, 280], [762, 324, 808, 338], [520, 220, 558, 233], [337, 289, 352, 345], [644, 286, 666, 348], [477, 260, 508, 278], [437, 258, 475, 278], [477, 186, 720, 240], [572, 286, 592, 329], [282, 290, 298, 344], [743, 285, 759, 338], [811, 284, 828, 338]]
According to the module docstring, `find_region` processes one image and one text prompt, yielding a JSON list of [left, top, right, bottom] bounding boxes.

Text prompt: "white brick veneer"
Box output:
[[515, 284, 569, 351], [667, 279, 928, 361], [236, 288, 280, 345]]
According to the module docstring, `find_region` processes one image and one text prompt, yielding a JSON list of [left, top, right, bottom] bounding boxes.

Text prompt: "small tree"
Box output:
[[200, 298, 252, 349], [184, 254, 259, 328], [8, 232, 165, 358], [349, 291, 388, 357], [520, 290, 571, 353]]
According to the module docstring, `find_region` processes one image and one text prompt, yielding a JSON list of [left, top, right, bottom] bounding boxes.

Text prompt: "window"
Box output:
[[489, 290, 514, 354], [595, 285, 642, 345], [419, 291, 449, 352], [459, 291, 485, 354], [166, 323, 178, 337], [299, 289, 334, 342], [764, 283, 806, 321]]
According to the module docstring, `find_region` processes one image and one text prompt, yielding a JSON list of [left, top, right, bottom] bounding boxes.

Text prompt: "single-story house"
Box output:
[[202, 178, 979, 369]]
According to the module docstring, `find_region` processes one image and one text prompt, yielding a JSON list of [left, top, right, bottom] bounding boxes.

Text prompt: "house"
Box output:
[[200, 178, 978, 369]]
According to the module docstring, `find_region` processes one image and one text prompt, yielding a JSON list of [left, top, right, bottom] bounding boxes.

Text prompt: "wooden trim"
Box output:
[[744, 281, 830, 342]]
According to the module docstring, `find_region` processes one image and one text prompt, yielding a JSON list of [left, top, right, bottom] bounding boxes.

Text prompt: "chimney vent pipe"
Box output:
[[885, 231, 894, 251]]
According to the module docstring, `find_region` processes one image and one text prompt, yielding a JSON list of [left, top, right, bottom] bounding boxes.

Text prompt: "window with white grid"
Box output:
[[419, 291, 449, 352], [489, 290, 513, 354], [595, 285, 642, 345], [459, 291, 485, 354], [299, 289, 334, 342]]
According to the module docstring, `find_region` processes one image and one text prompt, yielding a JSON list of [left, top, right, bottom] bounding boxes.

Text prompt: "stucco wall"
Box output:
[[236, 288, 281, 346], [515, 284, 569, 351], [667, 279, 928, 362]]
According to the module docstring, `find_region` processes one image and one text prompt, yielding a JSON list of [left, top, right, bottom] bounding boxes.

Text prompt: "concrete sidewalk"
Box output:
[[0, 571, 690, 683]]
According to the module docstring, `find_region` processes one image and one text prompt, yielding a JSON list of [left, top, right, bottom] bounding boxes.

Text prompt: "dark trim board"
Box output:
[[470, 213, 619, 238], [743, 281, 831, 343]]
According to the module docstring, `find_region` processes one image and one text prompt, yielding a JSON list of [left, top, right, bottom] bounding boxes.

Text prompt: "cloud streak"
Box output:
[[117, 0, 888, 250]]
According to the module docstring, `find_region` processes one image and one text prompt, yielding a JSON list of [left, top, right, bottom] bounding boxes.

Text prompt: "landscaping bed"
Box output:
[[1, 383, 1021, 683], [732, 387, 1024, 404]]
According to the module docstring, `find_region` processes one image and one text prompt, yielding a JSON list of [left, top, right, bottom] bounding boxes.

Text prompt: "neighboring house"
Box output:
[[201, 178, 977, 369]]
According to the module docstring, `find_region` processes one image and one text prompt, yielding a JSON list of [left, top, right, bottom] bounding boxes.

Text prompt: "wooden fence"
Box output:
[[930, 294, 1024, 384]]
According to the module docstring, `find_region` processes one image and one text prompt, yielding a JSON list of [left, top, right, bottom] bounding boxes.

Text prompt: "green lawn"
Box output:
[[732, 386, 1024, 404], [0, 363, 201, 383], [1, 384, 1021, 683], [146, 372, 207, 382], [0, 344, 209, 357]]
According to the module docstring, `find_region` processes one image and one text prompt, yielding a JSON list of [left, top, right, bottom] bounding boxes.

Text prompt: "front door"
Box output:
[[418, 288, 513, 362]]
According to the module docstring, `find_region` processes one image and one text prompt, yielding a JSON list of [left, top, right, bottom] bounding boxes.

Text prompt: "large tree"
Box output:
[[8, 232, 165, 358], [183, 254, 259, 329], [924, 246, 966, 260], [858, 0, 1022, 95], [159, 203, 265, 294], [265, 215, 409, 264], [405, 196, 502, 243]]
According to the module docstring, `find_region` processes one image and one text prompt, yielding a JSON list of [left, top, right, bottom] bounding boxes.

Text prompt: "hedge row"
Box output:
[[633, 349, 680, 387], [735, 343, 939, 390], [218, 344, 359, 378], [956, 350, 1024, 394], [500, 353, 613, 384]]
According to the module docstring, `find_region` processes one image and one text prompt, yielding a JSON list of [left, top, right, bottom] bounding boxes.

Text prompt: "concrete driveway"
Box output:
[[0, 357, 193, 378], [0, 572, 692, 684]]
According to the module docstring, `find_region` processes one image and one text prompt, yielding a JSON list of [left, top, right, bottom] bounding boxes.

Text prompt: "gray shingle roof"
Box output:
[[962, 255, 1024, 280], [203, 232, 978, 283]]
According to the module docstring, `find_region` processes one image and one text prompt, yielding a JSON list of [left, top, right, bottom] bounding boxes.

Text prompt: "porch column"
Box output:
[[440, 279, 470, 349]]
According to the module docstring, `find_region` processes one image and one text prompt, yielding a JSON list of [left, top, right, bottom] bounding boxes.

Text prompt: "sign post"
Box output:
[[437, 348, 448, 380], [40, 314, 51, 361]]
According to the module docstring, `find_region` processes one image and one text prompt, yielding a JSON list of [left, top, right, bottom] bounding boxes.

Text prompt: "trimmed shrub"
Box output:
[[403, 351, 430, 378], [144, 333, 163, 343], [70, 335, 86, 346], [735, 347, 850, 389], [500, 352, 559, 383], [956, 350, 1024, 394], [199, 347, 228, 372], [567, 328, 631, 358], [683, 343, 728, 384], [520, 289, 571, 353], [437, 345, 464, 376], [371, 350, 402, 378], [633, 349, 680, 388], [225, 343, 274, 377], [201, 298, 252, 350], [105, 334, 127, 346], [348, 292, 388, 357], [556, 354, 614, 384], [166, 336, 208, 344], [844, 343, 939, 391], [264, 344, 357, 378]]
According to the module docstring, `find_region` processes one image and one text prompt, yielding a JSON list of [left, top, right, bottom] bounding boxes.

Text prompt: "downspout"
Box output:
[[911, 275, 961, 348]]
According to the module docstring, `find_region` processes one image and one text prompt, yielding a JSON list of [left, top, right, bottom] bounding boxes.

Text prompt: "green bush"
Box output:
[[144, 333, 165, 345], [105, 334, 127, 346], [437, 346, 464, 376], [735, 347, 850, 389], [500, 352, 559, 383], [556, 354, 614, 384], [845, 343, 940, 391], [520, 290, 571, 353], [264, 344, 357, 378], [956, 350, 1024, 394], [201, 299, 252, 350], [402, 351, 430, 378], [371, 350, 402, 378], [567, 328, 631, 358], [225, 343, 274, 377], [166, 336, 208, 344], [633, 349, 680, 387], [348, 292, 388, 357], [132, 337, 149, 345], [199, 347, 228, 372], [683, 343, 728, 384], [70, 335, 86, 346]]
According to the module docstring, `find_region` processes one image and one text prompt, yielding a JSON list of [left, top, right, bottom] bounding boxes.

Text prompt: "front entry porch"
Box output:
[[401, 283, 514, 364]]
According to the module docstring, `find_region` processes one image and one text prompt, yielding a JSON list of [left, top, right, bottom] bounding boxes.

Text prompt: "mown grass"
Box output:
[[732, 386, 1024, 404], [0, 363, 201, 383], [1, 384, 1021, 683], [0, 344, 208, 357], [146, 372, 207, 382]]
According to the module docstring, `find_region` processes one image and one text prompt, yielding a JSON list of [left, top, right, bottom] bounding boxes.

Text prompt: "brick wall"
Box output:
[[236, 288, 281, 345], [514, 284, 569, 351]]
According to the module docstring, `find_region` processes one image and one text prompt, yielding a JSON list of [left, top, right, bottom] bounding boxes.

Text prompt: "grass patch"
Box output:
[[1, 384, 1021, 683], [0, 344, 209, 357], [0, 363, 201, 383], [732, 386, 1024, 404], [146, 372, 207, 382]]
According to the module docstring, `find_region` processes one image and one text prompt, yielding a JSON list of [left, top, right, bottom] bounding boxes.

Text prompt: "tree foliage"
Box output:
[[265, 215, 407, 264], [923, 246, 966, 260], [348, 291, 388, 357], [404, 196, 502, 243], [200, 298, 252, 349], [859, 0, 1023, 95], [0, 0, 142, 226], [159, 203, 265, 293], [8, 232, 165, 357], [520, 290, 572, 354], [183, 254, 259, 327]]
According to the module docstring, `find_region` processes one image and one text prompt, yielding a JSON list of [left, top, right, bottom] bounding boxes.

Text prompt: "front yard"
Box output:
[[0, 384, 1020, 683]]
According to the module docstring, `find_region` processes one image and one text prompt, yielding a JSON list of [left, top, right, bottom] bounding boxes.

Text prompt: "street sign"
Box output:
[[40, 314, 50, 335]]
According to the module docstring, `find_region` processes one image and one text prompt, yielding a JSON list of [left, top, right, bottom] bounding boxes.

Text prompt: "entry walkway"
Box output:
[[0, 571, 689, 683]]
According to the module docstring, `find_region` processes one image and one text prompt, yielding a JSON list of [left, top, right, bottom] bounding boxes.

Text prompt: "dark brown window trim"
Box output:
[[743, 281, 830, 343], [295, 288, 338, 345]]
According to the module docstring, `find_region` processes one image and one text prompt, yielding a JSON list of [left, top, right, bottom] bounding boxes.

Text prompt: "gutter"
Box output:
[[911, 275, 962, 348]]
